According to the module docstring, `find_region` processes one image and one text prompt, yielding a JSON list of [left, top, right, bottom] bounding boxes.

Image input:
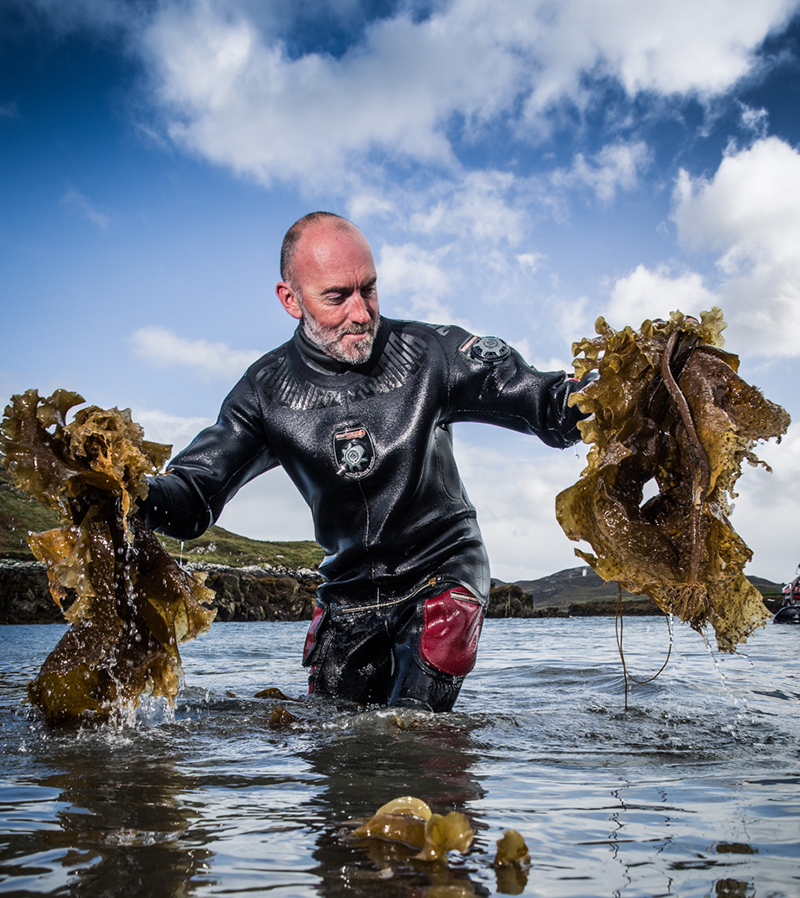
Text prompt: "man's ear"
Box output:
[[276, 282, 303, 320]]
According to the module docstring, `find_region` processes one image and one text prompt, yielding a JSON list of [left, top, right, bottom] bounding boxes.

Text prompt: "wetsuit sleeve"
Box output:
[[138, 371, 278, 540], [442, 330, 589, 449]]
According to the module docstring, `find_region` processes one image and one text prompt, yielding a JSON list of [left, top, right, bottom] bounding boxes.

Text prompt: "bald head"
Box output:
[[275, 213, 380, 364], [280, 212, 357, 287]]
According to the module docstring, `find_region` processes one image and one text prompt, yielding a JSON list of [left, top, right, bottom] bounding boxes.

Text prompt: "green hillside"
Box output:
[[0, 466, 60, 557], [0, 466, 323, 569]]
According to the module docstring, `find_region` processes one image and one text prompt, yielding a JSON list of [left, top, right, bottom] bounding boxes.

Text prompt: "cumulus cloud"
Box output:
[[377, 242, 460, 325], [124, 0, 798, 188], [131, 326, 261, 380], [552, 141, 652, 202], [215, 466, 317, 542], [521, 0, 797, 105], [454, 435, 589, 581], [672, 136, 800, 357], [140, 1, 463, 186], [739, 103, 769, 138], [129, 408, 214, 455], [407, 170, 529, 245], [604, 264, 718, 327], [18, 0, 799, 197], [597, 137, 800, 359], [60, 188, 111, 230], [729, 423, 800, 581]]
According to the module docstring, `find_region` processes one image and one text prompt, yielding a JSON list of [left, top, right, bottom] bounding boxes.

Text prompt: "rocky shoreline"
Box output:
[[0, 560, 321, 625], [0, 560, 665, 624]]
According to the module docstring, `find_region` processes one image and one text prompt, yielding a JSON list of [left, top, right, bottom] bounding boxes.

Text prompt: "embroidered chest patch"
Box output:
[[334, 427, 375, 478]]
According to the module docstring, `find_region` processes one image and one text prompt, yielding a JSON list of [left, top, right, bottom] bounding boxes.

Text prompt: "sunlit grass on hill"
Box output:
[[156, 528, 323, 570]]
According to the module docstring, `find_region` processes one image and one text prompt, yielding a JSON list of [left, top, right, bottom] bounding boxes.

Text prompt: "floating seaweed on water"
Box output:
[[352, 796, 474, 862], [0, 389, 216, 725], [556, 309, 790, 652], [493, 828, 531, 894], [349, 796, 531, 892], [254, 686, 295, 701], [493, 829, 530, 867]]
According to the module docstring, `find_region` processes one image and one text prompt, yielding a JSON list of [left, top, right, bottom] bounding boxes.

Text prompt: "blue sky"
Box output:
[[2, 0, 800, 584]]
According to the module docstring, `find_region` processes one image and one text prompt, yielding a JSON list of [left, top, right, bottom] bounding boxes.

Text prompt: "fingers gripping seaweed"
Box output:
[[0, 389, 216, 725], [556, 310, 790, 652]]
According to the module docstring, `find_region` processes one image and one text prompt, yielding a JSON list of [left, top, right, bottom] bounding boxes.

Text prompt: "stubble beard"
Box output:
[[299, 303, 378, 365]]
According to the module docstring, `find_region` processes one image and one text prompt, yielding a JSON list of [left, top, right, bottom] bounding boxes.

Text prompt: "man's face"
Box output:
[[277, 223, 380, 365]]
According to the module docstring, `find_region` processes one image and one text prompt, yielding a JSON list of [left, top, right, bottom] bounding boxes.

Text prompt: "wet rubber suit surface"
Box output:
[[139, 317, 587, 710]]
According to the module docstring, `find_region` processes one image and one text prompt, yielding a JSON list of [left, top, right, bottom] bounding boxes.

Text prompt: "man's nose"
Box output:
[[347, 293, 372, 324]]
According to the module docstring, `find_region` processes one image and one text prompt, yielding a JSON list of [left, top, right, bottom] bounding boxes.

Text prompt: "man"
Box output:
[[139, 212, 588, 712]]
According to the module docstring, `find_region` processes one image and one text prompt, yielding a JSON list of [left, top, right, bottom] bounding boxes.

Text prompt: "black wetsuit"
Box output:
[[140, 317, 586, 710]]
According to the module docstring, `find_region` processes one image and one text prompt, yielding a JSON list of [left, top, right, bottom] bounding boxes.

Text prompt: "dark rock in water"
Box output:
[[190, 563, 320, 622], [0, 561, 66, 623], [487, 584, 533, 618]]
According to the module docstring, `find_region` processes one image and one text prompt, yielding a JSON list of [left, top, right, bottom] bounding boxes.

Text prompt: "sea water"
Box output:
[[1, 617, 798, 897]]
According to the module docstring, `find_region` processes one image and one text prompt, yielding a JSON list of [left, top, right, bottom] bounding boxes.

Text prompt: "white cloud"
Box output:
[[60, 188, 111, 231], [533, 0, 797, 102], [604, 264, 718, 328], [129, 408, 214, 455], [125, 0, 800, 188], [454, 435, 590, 581], [732, 422, 800, 582], [552, 141, 652, 202], [408, 170, 528, 245], [377, 242, 462, 325], [215, 466, 317, 543], [672, 136, 800, 357], [130, 326, 262, 380], [516, 252, 544, 272], [140, 1, 463, 186], [740, 104, 769, 138], [531, 354, 579, 374]]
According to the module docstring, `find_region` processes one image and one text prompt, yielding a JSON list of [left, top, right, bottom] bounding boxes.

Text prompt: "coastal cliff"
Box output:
[[0, 560, 321, 624]]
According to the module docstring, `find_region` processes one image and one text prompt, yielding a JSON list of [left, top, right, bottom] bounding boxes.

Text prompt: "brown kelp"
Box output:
[[0, 389, 216, 725], [352, 796, 474, 862], [556, 309, 790, 652], [493, 828, 531, 895]]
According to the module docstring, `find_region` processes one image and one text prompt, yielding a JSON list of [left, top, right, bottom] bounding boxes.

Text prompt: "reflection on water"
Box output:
[[302, 712, 489, 897], [0, 723, 209, 896], [1, 618, 799, 897]]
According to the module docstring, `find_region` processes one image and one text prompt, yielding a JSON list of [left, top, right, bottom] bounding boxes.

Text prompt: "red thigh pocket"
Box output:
[[420, 590, 484, 677], [303, 604, 326, 665]]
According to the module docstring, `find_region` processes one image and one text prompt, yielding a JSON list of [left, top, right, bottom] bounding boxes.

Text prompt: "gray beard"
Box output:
[[301, 315, 377, 365]]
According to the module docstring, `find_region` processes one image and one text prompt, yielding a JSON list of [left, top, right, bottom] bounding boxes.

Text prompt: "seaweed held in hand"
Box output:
[[0, 389, 216, 725], [555, 309, 790, 652]]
